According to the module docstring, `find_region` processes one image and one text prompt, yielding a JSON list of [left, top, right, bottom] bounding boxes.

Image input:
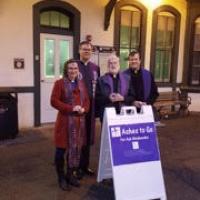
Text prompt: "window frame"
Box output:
[[150, 6, 181, 87]]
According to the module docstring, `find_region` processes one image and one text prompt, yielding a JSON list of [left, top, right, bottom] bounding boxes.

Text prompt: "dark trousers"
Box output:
[[79, 112, 92, 170], [55, 148, 66, 180], [55, 148, 79, 184]]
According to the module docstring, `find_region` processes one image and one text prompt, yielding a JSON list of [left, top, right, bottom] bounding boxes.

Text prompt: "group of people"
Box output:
[[50, 41, 159, 191]]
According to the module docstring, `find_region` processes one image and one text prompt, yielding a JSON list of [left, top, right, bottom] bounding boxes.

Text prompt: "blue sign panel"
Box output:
[[109, 122, 160, 166]]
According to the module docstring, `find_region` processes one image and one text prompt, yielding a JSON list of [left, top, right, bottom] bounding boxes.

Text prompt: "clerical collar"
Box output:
[[131, 68, 141, 74], [80, 59, 90, 66], [109, 73, 119, 79]]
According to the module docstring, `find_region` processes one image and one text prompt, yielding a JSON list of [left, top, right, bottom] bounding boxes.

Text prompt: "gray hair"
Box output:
[[107, 54, 119, 65]]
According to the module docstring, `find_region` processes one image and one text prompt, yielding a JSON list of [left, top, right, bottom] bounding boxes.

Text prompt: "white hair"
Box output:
[[107, 54, 119, 65]]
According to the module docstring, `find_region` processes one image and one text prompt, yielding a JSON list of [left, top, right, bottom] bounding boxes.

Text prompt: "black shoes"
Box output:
[[58, 177, 71, 191], [65, 169, 81, 187], [83, 168, 95, 176], [75, 169, 84, 180], [75, 168, 95, 179], [57, 168, 94, 190], [67, 175, 80, 187]]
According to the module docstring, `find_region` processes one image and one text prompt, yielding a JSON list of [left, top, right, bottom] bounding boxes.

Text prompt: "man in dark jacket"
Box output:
[[77, 41, 100, 177], [124, 50, 159, 118], [96, 55, 135, 122]]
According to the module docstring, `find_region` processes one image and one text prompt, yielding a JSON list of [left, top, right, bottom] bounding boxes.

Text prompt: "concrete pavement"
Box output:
[[0, 112, 200, 200]]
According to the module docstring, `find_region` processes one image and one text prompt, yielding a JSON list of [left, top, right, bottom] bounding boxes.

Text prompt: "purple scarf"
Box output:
[[101, 72, 129, 96], [141, 68, 151, 101], [63, 78, 86, 168]]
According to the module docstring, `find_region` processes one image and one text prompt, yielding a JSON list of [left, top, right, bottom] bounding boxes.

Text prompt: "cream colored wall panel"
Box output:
[[144, 11, 153, 70], [0, 0, 35, 86], [65, 0, 114, 46], [18, 93, 34, 128]]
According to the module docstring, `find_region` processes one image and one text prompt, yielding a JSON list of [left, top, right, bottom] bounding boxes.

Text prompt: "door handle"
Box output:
[[40, 80, 45, 82]]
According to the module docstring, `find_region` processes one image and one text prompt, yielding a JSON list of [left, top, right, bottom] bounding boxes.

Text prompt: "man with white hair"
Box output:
[[95, 54, 135, 122]]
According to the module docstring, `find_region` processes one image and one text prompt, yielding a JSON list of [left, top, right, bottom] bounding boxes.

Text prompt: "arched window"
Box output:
[[114, 1, 147, 69], [151, 6, 180, 85], [119, 6, 141, 68], [155, 12, 175, 82], [190, 17, 200, 85]]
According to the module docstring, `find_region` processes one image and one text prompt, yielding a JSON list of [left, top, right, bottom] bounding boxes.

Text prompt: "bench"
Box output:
[[154, 90, 191, 119]]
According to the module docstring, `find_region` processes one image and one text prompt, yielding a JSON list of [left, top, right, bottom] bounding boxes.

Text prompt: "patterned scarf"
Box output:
[[64, 78, 86, 168]]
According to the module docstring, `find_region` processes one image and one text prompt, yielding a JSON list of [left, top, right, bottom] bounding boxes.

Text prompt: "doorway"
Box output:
[[40, 33, 73, 123], [33, 0, 80, 126]]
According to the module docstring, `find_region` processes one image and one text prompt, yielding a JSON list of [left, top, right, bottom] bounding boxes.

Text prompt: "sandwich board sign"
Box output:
[[97, 106, 166, 200]]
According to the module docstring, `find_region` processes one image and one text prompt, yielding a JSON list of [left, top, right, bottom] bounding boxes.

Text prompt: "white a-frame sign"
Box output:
[[97, 106, 166, 200]]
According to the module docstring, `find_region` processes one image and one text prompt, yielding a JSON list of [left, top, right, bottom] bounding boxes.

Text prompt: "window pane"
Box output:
[[165, 31, 174, 48], [191, 68, 200, 85], [157, 15, 166, 31], [120, 6, 141, 68], [132, 10, 141, 27], [131, 11, 141, 49], [131, 27, 140, 49], [191, 17, 200, 85], [163, 51, 171, 81], [194, 18, 200, 51], [155, 50, 171, 82], [192, 51, 200, 67], [60, 13, 70, 28], [44, 39, 55, 77], [119, 48, 129, 69], [155, 12, 175, 82], [59, 40, 70, 75], [40, 12, 50, 26], [155, 51, 161, 81], [50, 11, 59, 27], [156, 30, 164, 48], [120, 10, 131, 48], [40, 11, 70, 29]]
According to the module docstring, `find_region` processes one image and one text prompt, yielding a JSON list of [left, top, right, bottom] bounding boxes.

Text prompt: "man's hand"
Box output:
[[109, 93, 124, 102], [133, 101, 146, 108], [114, 93, 124, 102], [109, 93, 116, 102]]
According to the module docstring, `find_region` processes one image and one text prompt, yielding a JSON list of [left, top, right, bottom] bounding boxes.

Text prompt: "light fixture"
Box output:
[[142, 0, 162, 10]]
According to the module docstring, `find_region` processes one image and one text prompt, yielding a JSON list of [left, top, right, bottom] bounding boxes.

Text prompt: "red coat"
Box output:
[[50, 78, 90, 149]]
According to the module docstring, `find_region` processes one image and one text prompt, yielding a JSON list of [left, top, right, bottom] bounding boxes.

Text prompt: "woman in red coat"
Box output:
[[51, 59, 90, 191]]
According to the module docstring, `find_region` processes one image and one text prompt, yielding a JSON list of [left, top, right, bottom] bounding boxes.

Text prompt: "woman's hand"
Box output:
[[73, 105, 85, 114], [78, 108, 85, 114], [73, 105, 81, 112]]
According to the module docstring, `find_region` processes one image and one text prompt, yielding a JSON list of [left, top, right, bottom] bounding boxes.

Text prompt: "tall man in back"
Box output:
[[124, 50, 159, 117], [77, 41, 100, 176]]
